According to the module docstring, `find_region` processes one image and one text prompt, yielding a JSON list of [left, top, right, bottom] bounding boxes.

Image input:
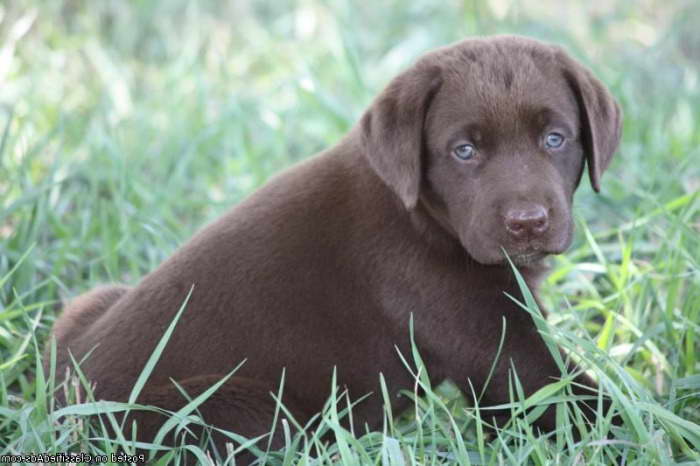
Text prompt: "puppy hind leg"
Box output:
[[127, 375, 310, 463]]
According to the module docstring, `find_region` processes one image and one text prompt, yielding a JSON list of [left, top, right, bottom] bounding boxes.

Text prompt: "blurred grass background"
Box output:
[[1, 0, 699, 463]]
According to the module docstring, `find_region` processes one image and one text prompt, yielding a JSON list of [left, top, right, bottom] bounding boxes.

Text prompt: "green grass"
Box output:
[[1, 0, 699, 464]]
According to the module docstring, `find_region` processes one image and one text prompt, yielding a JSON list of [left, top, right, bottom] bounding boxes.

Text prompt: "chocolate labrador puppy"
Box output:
[[48, 35, 621, 455]]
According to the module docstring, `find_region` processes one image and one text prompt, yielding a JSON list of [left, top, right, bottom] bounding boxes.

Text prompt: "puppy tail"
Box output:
[[46, 285, 130, 372]]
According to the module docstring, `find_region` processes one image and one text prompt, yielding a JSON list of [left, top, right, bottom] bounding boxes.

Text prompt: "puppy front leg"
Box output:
[[472, 319, 613, 435]]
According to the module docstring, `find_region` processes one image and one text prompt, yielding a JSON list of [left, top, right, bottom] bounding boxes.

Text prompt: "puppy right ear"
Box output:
[[360, 64, 443, 209]]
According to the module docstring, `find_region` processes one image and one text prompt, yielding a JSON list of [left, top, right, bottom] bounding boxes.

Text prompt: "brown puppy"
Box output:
[[48, 35, 621, 455]]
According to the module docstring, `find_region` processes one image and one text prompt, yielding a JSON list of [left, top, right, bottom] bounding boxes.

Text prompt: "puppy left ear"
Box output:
[[558, 51, 623, 193], [360, 63, 443, 209]]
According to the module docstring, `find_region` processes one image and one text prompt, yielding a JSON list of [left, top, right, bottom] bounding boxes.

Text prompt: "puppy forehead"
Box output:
[[428, 38, 578, 128]]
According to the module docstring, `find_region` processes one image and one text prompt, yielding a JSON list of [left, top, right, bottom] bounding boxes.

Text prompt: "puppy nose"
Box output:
[[504, 204, 549, 239]]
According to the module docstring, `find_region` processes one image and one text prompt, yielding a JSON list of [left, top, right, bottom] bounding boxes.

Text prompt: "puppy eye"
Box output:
[[452, 143, 476, 161], [544, 132, 565, 149]]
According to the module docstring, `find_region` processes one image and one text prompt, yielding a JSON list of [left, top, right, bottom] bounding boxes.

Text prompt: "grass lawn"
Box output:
[[1, 1, 699, 464]]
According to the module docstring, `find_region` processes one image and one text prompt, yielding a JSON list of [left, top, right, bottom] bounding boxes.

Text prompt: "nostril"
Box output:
[[505, 217, 528, 238], [505, 205, 549, 238], [532, 216, 549, 234]]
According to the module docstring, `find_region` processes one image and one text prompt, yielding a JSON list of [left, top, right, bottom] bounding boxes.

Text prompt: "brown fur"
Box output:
[[47, 35, 622, 458]]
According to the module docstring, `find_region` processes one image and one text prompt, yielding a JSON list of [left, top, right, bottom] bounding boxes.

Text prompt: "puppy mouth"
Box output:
[[500, 239, 566, 264], [509, 249, 547, 265], [465, 239, 555, 266], [504, 227, 573, 265], [462, 226, 571, 266], [507, 238, 570, 263]]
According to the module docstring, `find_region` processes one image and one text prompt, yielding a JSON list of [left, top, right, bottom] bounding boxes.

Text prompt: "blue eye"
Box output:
[[544, 132, 565, 149], [453, 143, 476, 161]]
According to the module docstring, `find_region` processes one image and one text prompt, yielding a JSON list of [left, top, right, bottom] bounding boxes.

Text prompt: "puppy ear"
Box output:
[[559, 52, 622, 193], [360, 64, 443, 209]]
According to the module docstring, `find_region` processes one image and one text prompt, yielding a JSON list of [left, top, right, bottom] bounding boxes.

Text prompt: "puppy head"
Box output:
[[361, 35, 622, 265]]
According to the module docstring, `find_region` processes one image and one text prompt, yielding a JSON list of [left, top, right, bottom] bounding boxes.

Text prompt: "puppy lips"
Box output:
[[510, 250, 547, 265], [505, 229, 573, 258], [458, 224, 572, 265]]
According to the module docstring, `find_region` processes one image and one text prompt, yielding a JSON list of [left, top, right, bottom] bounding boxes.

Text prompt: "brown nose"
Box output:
[[504, 204, 549, 239]]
